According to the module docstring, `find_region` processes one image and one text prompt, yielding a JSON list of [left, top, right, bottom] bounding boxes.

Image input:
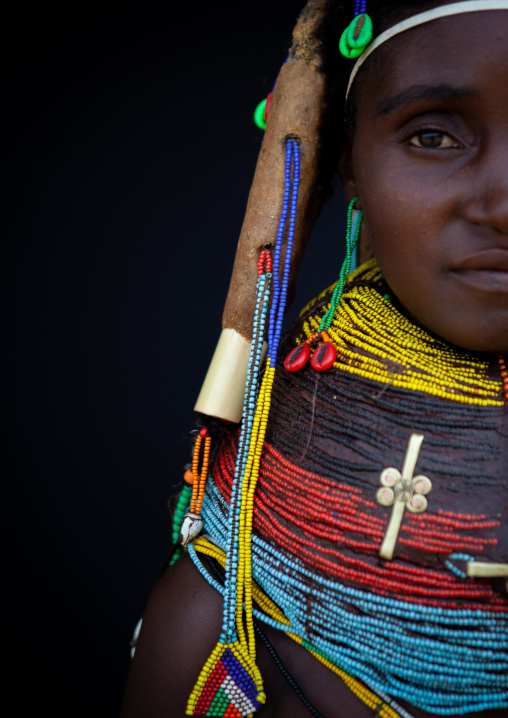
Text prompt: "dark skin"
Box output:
[[122, 12, 508, 718], [341, 12, 508, 354]]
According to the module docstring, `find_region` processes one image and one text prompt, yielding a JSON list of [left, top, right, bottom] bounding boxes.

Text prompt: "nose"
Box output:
[[459, 147, 508, 236]]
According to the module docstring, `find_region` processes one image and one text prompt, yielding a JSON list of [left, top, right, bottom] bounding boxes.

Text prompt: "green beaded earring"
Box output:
[[319, 197, 363, 333], [284, 197, 363, 374]]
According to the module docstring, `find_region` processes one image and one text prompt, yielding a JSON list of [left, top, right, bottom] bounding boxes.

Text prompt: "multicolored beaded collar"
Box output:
[[180, 256, 507, 716], [186, 266, 508, 714]]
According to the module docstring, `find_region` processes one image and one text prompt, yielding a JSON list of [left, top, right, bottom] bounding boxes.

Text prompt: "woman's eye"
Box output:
[[408, 130, 458, 149]]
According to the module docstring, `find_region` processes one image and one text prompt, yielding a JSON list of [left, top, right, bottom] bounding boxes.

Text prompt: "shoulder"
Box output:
[[120, 553, 373, 718], [121, 553, 223, 718]]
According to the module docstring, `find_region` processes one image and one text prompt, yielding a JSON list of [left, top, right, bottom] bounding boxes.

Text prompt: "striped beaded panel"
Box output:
[[188, 643, 264, 717]]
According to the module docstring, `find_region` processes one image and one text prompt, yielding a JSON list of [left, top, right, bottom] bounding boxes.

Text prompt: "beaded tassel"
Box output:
[[187, 139, 300, 716], [186, 263, 272, 716], [178, 428, 211, 547], [191, 429, 211, 515]]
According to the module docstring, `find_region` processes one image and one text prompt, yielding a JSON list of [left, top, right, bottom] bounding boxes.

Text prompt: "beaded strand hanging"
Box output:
[[177, 428, 212, 547], [186, 138, 301, 718]]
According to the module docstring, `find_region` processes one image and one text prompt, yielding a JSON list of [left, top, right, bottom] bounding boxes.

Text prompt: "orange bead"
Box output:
[[184, 468, 195, 485]]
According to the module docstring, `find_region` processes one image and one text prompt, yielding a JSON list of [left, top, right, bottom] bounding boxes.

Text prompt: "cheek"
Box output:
[[356, 184, 508, 352], [354, 150, 452, 311], [360, 186, 438, 292], [364, 219, 432, 320], [358, 154, 444, 243]]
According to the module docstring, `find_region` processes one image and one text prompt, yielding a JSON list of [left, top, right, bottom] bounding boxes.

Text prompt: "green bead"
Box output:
[[169, 546, 183, 566], [253, 98, 267, 130], [339, 13, 373, 59]]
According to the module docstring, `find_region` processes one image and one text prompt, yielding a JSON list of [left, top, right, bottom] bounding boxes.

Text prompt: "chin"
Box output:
[[441, 330, 508, 355]]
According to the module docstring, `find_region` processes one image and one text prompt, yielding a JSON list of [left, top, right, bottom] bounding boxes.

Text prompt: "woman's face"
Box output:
[[343, 11, 508, 353]]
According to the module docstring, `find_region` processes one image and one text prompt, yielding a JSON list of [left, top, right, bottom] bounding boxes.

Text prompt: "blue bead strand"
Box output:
[[445, 553, 476, 580], [354, 1, 367, 16], [268, 139, 293, 351], [222, 136, 302, 647], [268, 139, 300, 364], [222, 269, 271, 639]]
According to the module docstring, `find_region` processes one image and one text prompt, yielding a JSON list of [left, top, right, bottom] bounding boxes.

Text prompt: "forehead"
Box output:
[[353, 11, 508, 113]]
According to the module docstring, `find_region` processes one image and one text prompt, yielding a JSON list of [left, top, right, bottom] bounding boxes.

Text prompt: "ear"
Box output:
[[338, 139, 360, 206], [339, 138, 372, 264]]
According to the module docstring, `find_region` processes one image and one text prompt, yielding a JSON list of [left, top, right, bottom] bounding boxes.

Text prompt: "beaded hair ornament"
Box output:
[[176, 2, 508, 716]]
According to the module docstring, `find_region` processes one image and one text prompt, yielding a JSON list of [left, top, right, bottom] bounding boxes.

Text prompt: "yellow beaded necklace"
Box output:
[[297, 258, 504, 407]]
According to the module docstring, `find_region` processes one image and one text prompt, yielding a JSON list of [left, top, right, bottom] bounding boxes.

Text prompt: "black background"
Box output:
[[3, 2, 347, 715]]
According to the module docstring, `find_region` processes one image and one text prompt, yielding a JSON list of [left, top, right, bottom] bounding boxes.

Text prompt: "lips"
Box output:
[[453, 249, 508, 272], [451, 249, 508, 292]]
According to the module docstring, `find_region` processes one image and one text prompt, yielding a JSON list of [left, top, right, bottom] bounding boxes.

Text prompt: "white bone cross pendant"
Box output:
[[376, 433, 432, 560]]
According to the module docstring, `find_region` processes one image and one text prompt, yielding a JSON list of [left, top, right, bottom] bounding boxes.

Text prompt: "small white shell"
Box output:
[[178, 512, 203, 547]]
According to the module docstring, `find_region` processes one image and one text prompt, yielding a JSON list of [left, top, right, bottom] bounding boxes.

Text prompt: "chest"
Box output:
[[265, 364, 508, 570]]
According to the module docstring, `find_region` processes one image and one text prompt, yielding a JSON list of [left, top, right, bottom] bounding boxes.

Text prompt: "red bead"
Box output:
[[311, 342, 337, 371], [200, 427, 208, 438], [284, 343, 310, 372], [211, 433, 504, 609]]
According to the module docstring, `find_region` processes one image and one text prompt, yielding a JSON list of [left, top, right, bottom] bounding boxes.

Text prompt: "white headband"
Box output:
[[346, 0, 508, 99]]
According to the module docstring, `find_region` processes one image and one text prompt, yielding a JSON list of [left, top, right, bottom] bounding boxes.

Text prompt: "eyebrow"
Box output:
[[376, 84, 477, 115]]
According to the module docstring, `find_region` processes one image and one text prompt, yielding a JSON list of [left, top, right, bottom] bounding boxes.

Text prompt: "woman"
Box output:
[[122, 1, 508, 716]]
